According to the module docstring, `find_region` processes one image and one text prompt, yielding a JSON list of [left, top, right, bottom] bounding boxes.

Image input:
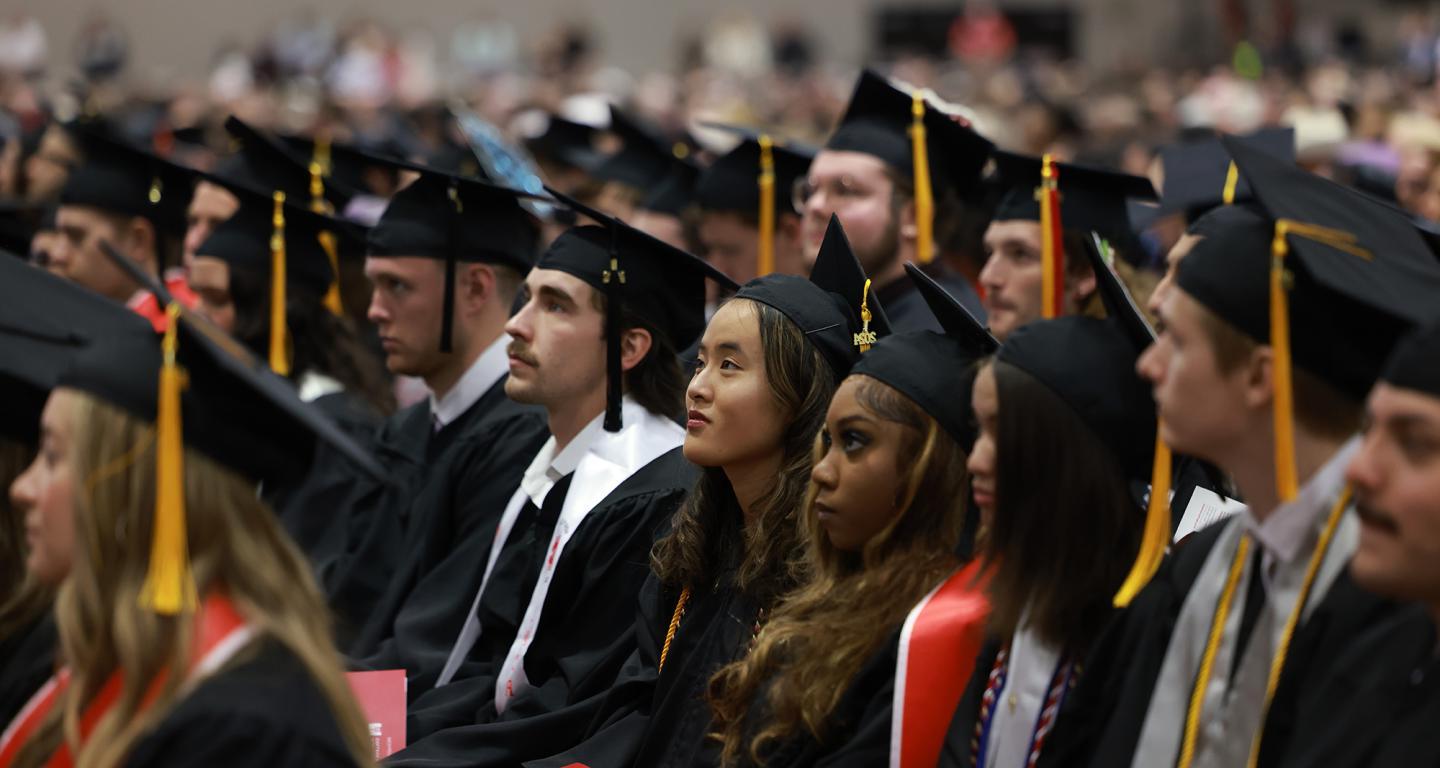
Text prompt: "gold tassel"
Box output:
[[1222, 161, 1240, 206], [1038, 154, 1065, 319], [269, 191, 291, 376], [1114, 427, 1172, 606], [757, 134, 776, 277], [139, 303, 196, 615], [308, 140, 345, 317], [908, 93, 935, 265], [853, 279, 876, 352]]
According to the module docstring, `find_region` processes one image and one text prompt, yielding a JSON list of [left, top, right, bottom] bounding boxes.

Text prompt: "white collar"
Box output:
[[1244, 435, 1360, 568], [429, 334, 510, 430], [517, 399, 618, 508], [296, 370, 344, 403]]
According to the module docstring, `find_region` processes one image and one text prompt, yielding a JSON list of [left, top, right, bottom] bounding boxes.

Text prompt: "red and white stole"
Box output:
[[0, 592, 253, 768], [889, 559, 991, 768]]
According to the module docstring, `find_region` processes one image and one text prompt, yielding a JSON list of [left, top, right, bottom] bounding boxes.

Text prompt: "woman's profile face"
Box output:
[[810, 376, 910, 552], [684, 300, 789, 471], [10, 389, 79, 586], [967, 363, 999, 533]]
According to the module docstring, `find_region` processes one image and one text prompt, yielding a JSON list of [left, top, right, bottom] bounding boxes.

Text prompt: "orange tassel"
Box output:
[[757, 134, 776, 277], [909, 93, 935, 265], [140, 302, 196, 615], [1115, 427, 1173, 606], [269, 192, 290, 376], [1038, 154, 1065, 319]]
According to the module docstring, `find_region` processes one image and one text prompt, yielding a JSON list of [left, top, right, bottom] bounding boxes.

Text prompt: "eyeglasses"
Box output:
[[792, 174, 873, 211]]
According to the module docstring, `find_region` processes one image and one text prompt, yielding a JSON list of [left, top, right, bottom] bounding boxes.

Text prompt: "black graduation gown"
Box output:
[[386, 448, 698, 766], [877, 263, 986, 333], [0, 610, 56, 729], [121, 639, 357, 767], [1277, 605, 1440, 768], [340, 378, 548, 689], [268, 388, 381, 578], [1037, 519, 1405, 768]]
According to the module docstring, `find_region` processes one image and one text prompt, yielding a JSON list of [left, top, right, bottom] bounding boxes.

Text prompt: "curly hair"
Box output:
[[706, 376, 971, 766], [651, 298, 837, 608]]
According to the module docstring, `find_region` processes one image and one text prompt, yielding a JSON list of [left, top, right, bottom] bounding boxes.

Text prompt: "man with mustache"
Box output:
[[1271, 317, 1440, 767], [335, 164, 550, 691], [387, 194, 736, 766]]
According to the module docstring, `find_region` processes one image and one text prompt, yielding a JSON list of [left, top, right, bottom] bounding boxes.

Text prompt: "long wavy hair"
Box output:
[[651, 298, 837, 608], [11, 392, 374, 768], [983, 360, 1141, 652], [707, 376, 971, 766]]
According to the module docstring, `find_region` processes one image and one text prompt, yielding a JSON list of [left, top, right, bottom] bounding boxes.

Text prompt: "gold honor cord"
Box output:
[[757, 134, 777, 277], [658, 586, 691, 673], [269, 192, 291, 376], [909, 93, 935, 265], [1176, 488, 1351, 768], [140, 303, 196, 615]]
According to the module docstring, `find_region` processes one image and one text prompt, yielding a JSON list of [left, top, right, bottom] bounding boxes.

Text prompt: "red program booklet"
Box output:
[[346, 670, 407, 759]]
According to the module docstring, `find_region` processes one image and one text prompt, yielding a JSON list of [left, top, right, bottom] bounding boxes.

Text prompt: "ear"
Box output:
[[458, 263, 496, 316], [897, 195, 918, 242], [126, 216, 158, 273], [1067, 265, 1098, 306], [619, 326, 654, 374], [1241, 345, 1276, 411]]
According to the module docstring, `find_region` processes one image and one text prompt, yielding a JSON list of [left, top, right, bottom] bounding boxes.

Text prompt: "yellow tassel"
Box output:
[[1222, 161, 1240, 206], [1114, 427, 1173, 606], [139, 303, 196, 615], [269, 191, 290, 376], [757, 134, 776, 277], [1038, 154, 1064, 319], [853, 279, 876, 353], [308, 142, 345, 317], [908, 93, 935, 265], [318, 231, 344, 316]]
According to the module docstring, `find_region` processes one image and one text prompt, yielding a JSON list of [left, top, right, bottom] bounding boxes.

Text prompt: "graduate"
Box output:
[[336, 163, 551, 664], [1084, 136, 1440, 768], [799, 69, 992, 331], [387, 190, 735, 765], [939, 273, 1157, 767], [978, 151, 1157, 341], [48, 125, 198, 328], [694, 125, 814, 284], [0, 256, 156, 731], [530, 214, 889, 768], [0, 263, 384, 766], [706, 262, 996, 767], [188, 180, 391, 566]]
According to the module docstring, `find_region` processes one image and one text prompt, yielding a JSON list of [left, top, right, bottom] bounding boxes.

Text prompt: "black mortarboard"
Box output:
[[1179, 135, 1440, 502], [695, 123, 816, 217], [217, 117, 356, 214], [56, 241, 384, 614], [990, 151, 1159, 240], [523, 113, 606, 173], [851, 263, 997, 447], [733, 215, 892, 378], [1158, 127, 1295, 223], [60, 124, 196, 239], [639, 154, 701, 216], [1381, 316, 1440, 398], [0, 202, 42, 257], [540, 187, 740, 431], [279, 131, 408, 195], [365, 152, 548, 352], [590, 106, 697, 190], [0, 253, 153, 442]]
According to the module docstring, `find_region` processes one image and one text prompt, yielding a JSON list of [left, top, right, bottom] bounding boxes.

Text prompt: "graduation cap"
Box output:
[[1381, 316, 1440, 399], [991, 151, 1158, 319], [0, 202, 44, 257], [590, 106, 698, 191], [54, 240, 384, 615], [195, 177, 368, 375], [540, 187, 740, 432], [1178, 136, 1440, 503], [851, 263, 996, 447], [1158, 127, 1295, 223], [362, 150, 548, 354], [279, 131, 411, 195], [218, 117, 356, 215], [59, 123, 197, 240], [521, 112, 606, 172], [0, 253, 154, 442], [733, 215, 892, 378], [695, 123, 816, 277], [639, 154, 701, 216], [824, 69, 995, 264]]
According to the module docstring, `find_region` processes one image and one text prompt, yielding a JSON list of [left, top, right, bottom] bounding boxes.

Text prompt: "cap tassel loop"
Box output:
[[140, 302, 196, 616], [909, 93, 935, 265], [1115, 427, 1173, 607], [853, 278, 877, 353], [1038, 154, 1065, 319], [1268, 219, 1372, 503], [439, 183, 462, 353], [602, 228, 626, 433], [1222, 161, 1240, 206], [268, 192, 291, 376], [757, 134, 777, 277], [308, 138, 345, 317]]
